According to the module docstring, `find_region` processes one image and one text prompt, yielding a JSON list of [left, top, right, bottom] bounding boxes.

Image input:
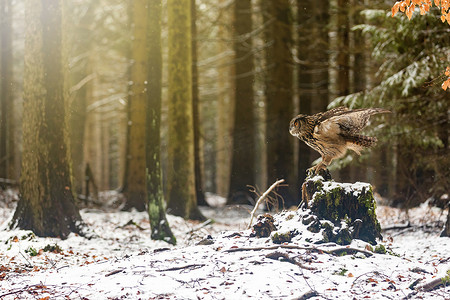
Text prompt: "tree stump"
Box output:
[[301, 171, 382, 245]]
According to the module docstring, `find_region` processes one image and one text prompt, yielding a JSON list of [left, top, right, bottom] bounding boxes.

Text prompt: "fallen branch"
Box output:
[[224, 244, 373, 257], [156, 264, 206, 272], [248, 179, 285, 229], [404, 274, 450, 299], [265, 251, 317, 270], [417, 275, 449, 292], [105, 269, 124, 277], [295, 290, 319, 300]]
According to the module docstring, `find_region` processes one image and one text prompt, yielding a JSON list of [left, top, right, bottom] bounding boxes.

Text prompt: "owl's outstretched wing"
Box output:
[[324, 108, 390, 135], [317, 106, 349, 122]]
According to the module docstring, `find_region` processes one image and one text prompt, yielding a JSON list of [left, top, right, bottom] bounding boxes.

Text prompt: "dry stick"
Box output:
[[247, 179, 285, 229]]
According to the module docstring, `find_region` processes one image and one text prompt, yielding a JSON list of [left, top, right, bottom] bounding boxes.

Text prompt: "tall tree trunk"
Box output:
[[297, 1, 315, 188], [166, 0, 204, 220], [312, 0, 330, 113], [351, 0, 367, 182], [215, 0, 234, 197], [191, 0, 207, 206], [262, 0, 296, 207], [122, 0, 148, 211], [297, 0, 330, 189], [227, 0, 256, 205], [9, 0, 88, 239], [147, 0, 176, 244], [337, 0, 351, 181], [0, 0, 13, 184]]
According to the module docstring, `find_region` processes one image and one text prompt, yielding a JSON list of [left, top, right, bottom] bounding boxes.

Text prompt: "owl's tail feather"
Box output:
[[346, 135, 378, 148]]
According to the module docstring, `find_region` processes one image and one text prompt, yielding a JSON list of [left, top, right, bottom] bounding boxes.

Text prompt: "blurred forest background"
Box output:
[[0, 0, 448, 219]]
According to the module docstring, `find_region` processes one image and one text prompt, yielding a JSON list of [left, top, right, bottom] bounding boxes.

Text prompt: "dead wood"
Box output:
[[224, 244, 373, 257], [265, 251, 317, 270], [248, 179, 285, 229]]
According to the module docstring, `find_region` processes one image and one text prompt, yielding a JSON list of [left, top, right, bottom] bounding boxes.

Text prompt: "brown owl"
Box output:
[[289, 107, 390, 174]]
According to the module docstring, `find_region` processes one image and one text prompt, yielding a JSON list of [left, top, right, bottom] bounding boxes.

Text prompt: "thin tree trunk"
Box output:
[[297, 1, 315, 187], [191, 0, 208, 206], [215, 0, 234, 197], [147, 0, 176, 244], [227, 0, 256, 205], [351, 0, 367, 182], [337, 0, 351, 181], [262, 0, 296, 207], [10, 0, 88, 239]]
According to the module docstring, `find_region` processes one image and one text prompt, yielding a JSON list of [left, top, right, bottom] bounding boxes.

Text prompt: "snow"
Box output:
[[0, 190, 449, 299]]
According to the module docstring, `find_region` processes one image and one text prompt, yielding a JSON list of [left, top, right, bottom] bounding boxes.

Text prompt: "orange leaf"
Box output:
[[434, 0, 440, 6], [406, 6, 414, 19], [392, 2, 401, 16], [442, 78, 450, 90]]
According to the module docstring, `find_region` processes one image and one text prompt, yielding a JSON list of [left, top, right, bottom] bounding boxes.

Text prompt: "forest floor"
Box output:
[[0, 189, 449, 300]]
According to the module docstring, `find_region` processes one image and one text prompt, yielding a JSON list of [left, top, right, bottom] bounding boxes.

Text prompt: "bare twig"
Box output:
[[247, 179, 285, 229], [185, 219, 213, 235]]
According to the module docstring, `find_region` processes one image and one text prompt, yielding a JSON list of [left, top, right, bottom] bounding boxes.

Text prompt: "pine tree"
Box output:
[[166, 0, 205, 220], [9, 0, 88, 238]]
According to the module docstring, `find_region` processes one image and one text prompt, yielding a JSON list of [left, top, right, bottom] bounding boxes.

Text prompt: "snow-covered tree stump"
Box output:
[[300, 170, 382, 245]]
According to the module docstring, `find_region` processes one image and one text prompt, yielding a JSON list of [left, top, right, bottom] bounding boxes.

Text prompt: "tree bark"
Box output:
[[147, 0, 176, 244], [9, 0, 88, 239], [227, 0, 256, 205], [166, 0, 205, 220], [122, 0, 149, 211]]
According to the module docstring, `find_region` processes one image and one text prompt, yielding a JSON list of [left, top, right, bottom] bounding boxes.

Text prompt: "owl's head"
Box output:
[[289, 114, 306, 137]]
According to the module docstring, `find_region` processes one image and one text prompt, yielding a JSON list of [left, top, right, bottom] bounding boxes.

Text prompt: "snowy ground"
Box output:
[[0, 189, 449, 299]]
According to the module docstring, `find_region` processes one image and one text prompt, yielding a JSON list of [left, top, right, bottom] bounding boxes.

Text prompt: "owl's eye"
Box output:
[[294, 120, 299, 127]]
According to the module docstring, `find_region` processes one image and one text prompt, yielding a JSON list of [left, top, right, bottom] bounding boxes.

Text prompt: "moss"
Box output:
[[271, 230, 296, 244], [43, 244, 63, 253], [442, 270, 450, 285], [25, 247, 38, 257], [333, 267, 348, 276], [374, 244, 386, 254]]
